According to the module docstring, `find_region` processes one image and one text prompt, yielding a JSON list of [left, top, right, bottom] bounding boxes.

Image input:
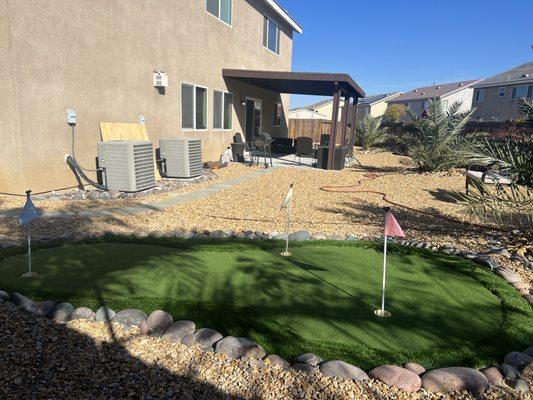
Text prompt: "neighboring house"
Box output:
[[0, 0, 304, 193], [355, 92, 401, 120], [289, 98, 346, 121], [288, 108, 329, 120], [387, 80, 480, 120], [471, 61, 533, 121]]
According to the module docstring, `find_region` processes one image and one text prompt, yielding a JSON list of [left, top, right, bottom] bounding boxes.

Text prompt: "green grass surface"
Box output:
[[1, 238, 531, 369]]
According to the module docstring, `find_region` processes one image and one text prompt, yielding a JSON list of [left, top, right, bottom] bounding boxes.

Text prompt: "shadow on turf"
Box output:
[[1, 237, 530, 371]]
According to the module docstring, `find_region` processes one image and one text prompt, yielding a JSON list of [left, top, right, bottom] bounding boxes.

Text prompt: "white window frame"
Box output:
[[263, 15, 281, 55], [498, 87, 506, 97], [474, 89, 485, 102], [181, 82, 208, 131], [205, 0, 232, 27], [273, 101, 282, 127], [213, 90, 233, 131]]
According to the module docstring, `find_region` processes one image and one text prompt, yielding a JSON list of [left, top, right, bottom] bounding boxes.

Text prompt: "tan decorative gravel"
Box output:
[[0, 305, 527, 399]]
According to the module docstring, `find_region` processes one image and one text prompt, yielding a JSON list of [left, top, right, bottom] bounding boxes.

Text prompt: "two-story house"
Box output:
[[1, 0, 311, 193], [387, 80, 480, 120], [471, 61, 533, 121]]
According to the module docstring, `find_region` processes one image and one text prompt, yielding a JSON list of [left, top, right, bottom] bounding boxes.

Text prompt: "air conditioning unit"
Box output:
[[159, 137, 202, 178], [97, 140, 155, 192]]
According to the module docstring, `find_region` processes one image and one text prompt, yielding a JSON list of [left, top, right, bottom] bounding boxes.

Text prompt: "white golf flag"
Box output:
[[280, 184, 293, 209], [19, 193, 40, 225]]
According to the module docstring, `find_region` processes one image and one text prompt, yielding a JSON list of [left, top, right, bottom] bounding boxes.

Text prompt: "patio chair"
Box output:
[[231, 132, 255, 163], [465, 162, 512, 195], [293, 136, 315, 165], [250, 132, 273, 167]]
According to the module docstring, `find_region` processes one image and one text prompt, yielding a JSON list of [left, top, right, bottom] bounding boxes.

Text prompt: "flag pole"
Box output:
[[21, 189, 39, 279], [27, 221, 32, 278], [375, 207, 392, 318], [280, 184, 293, 257]]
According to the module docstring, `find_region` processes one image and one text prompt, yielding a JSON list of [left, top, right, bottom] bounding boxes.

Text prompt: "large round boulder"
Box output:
[[318, 360, 368, 382], [214, 336, 265, 359], [144, 310, 173, 337], [292, 363, 318, 374], [193, 328, 223, 351], [293, 353, 323, 367], [0, 290, 10, 301], [50, 302, 73, 323], [34, 301, 57, 317], [288, 230, 311, 241], [181, 334, 196, 347], [112, 309, 147, 329], [369, 365, 421, 392], [95, 306, 116, 322], [162, 320, 196, 343], [503, 351, 533, 370], [70, 307, 96, 320], [421, 367, 489, 393]]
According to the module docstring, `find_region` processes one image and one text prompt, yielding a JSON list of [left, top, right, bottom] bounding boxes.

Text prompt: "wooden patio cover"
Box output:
[[222, 69, 366, 169]]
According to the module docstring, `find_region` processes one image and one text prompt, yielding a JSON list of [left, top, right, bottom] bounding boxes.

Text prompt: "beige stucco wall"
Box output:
[[471, 84, 532, 121], [313, 100, 344, 121], [1, 0, 293, 193]]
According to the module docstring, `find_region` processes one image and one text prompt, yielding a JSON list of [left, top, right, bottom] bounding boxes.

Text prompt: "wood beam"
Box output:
[[340, 96, 350, 147], [349, 97, 359, 147], [327, 84, 341, 170]]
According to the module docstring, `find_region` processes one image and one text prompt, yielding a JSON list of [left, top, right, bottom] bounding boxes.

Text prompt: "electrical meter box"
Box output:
[[153, 71, 168, 87], [66, 109, 76, 125]]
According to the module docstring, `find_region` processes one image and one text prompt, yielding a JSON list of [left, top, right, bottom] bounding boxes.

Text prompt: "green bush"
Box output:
[[355, 115, 389, 152]]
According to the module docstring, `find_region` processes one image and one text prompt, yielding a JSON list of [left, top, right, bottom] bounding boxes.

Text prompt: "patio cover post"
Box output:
[[340, 95, 350, 147], [350, 97, 359, 148], [327, 83, 341, 170]]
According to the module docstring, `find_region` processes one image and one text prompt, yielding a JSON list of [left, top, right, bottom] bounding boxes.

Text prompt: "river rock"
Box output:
[[162, 320, 196, 343], [50, 302, 73, 323], [500, 363, 520, 379], [507, 378, 530, 393], [11, 292, 36, 313], [421, 367, 489, 393], [71, 307, 96, 320], [215, 336, 265, 359], [112, 309, 147, 329], [503, 352, 533, 370], [292, 363, 317, 374], [145, 310, 173, 336], [403, 362, 425, 375], [319, 360, 368, 381], [0, 290, 10, 301], [181, 333, 196, 347], [264, 355, 290, 369], [95, 306, 116, 322], [293, 353, 323, 366], [193, 328, 223, 351], [288, 230, 311, 241], [369, 365, 421, 392], [496, 268, 522, 283], [34, 301, 56, 317], [480, 367, 504, 385]]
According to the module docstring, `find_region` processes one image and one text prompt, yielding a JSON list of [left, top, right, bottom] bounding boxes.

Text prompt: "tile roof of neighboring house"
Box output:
[[388, 80, 480, 103], [357, 92, 401, 106], [473, 61, 533, 88]]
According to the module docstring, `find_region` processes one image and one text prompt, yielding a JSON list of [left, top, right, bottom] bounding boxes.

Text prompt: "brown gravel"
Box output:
[[0, 304, 526, 400], [0, 151, 531, 285]]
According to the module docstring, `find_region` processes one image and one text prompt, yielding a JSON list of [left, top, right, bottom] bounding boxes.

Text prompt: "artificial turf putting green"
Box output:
[[1, 238, 531, 370]]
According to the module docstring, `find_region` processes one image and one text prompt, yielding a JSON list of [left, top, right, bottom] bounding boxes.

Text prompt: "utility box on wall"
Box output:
[[97, 140, 155, 192], [160, 137, 202, 178], [153, 70, 168, 87]]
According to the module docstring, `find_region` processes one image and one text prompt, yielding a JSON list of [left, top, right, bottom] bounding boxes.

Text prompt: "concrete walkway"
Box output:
[[0, 167, 277, 220]]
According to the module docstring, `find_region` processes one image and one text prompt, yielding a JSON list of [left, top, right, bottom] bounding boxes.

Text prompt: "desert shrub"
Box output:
[[355, 115, 389, 152]]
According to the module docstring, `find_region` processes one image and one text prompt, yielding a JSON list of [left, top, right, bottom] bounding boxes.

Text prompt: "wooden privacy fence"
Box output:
[[289, 119, 336, 143]]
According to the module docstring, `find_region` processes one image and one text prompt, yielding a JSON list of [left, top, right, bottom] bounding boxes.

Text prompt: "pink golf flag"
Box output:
[[384, 211, 405, 238]]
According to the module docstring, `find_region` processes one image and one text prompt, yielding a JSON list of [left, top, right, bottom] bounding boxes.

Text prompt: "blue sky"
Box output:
[[281, 0, 533, 108]]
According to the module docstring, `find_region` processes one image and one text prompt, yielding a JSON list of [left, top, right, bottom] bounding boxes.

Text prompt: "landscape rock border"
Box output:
[[0, 231, 531, 395]]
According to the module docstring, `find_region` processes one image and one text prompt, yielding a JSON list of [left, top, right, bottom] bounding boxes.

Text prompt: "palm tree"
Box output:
[[355, 115, 389, 152], [399, 100, 483, 171]]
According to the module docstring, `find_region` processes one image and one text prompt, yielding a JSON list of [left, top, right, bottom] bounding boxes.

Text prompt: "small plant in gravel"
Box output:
[[399, 100, 484, 172], [355, 115, 389, 152]]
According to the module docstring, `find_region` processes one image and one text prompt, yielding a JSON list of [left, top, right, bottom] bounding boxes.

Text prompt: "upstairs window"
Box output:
[[273, 101, 282, 126], [263, 16, 280, 54], [498, 87, 506, 97], [474, 89, 485, 102], [182, 83, 208, 130], [206, 0, 232, 26], [421, 100, 429, 110], [528, 85, 533, 99], [213, 90, 233, 130], [511, 85, 528, 99]]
